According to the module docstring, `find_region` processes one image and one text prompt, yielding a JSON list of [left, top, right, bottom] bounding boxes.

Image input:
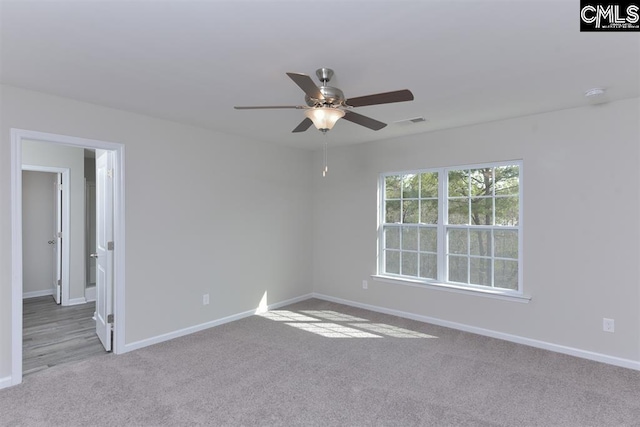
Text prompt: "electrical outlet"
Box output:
[[362, 280, 368, 290], [603, 318, 614, 333], [203, 294, 210, 305]]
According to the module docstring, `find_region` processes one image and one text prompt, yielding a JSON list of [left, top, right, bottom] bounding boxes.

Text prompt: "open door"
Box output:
[[52, 173, 62, 304], [95, 149, 114, 352]]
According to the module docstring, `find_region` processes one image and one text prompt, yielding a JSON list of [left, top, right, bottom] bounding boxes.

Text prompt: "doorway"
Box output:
[[22, 171, 60, 301], [21, 167, 69, 304], [21, 162, 104, 375], [10, 129, 125, 387]]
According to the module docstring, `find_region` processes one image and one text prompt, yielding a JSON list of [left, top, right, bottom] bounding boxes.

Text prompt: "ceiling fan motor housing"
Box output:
[[305, 86, 346, 107], [304, 68, 346, 107]]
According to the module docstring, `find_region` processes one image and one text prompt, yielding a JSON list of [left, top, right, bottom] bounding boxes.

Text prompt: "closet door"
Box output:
[[95, 149, 113, 351]]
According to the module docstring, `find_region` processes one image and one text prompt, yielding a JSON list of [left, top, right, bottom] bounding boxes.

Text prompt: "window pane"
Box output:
[[419, 253, 437, 279], [448, 170, 469, 197], [420, 172, 438, 198], [495, 166, 519, 195], [448, 198, 469, 224], [420, 199, 438, 224], [401, 252, 418, 277], [470, 257, 492, 286], [494, 230, 518, 259], [448, 255, 468, 283], [495, 259, 518, 290], [495, 196, 519, 226], [471, 197, 493, 226], [419, 227, 437, 252], [448, 229, 467, 254], [470, 168, 493, 197], [385, 250, 400, 274], [402, 174, 419, 198], [384, 226, 400, 250], [402, 227, 418, 250], [385, 175, 401, 199], [403, 200, 419, 223], [385, 200, 401, 223], [470, 229, 491, 257]]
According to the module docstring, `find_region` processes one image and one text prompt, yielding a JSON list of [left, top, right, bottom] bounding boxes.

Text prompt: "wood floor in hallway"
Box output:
[[23, 296, 107, 377]]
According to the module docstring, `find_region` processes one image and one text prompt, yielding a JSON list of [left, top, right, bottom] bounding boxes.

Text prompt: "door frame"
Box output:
[[10, 128, 126, 386], [21, 166, 70, 304]]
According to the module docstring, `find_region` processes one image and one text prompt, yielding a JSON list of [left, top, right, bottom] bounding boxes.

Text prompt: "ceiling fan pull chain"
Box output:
[[322, 137, 328, 177]]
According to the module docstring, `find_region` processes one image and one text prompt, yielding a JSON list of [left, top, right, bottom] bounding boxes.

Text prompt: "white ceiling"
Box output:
[[1, 0, 638, 150]]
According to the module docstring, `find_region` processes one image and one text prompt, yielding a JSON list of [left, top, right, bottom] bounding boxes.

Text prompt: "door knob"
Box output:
[[90, 253, 98, 258], [48, 240, 55, 245]]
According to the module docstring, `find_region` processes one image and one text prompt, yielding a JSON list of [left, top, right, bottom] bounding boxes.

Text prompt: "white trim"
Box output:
[[371, 275, 531, 303], [122, 293, 313, 354], [11, 129, 23, 386], [113, 144, 126, 356], [22, 165, 71, 305], [312, 293, 640, 371], [10, 128, 126, 389], [23, 290, 54, 299], [123, 309, 257, 353], [263, 293, 313, 310], [66, 297, 88, 306]]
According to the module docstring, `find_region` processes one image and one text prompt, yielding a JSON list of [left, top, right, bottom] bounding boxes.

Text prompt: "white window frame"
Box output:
[[376, 160, 525, 300]]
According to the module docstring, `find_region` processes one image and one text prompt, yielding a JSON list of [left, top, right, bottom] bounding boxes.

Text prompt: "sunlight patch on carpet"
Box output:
[[299, 310, 369, 322], [286, 322, 382, 338], [259, 309, 438, 339], [260, 311, 320, 322]]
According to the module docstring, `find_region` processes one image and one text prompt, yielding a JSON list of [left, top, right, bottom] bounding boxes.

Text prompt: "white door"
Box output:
[[52, 173, 62, 304], [95, 149, 114, 351]]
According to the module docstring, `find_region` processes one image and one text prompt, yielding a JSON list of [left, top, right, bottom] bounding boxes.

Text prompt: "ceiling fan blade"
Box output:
[[286, 72, 325, 100], [292, 118, 313, 133], [342, 111, 387, 131], [346, 89, 414, 108], [234, 105, 305, 110]]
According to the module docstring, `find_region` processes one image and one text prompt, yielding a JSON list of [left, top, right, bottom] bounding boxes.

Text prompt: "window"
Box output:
[[379, 162, 522, 294]]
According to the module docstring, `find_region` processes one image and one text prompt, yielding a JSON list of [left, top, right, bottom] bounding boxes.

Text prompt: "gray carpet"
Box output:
[[2, 298, 640, 426]]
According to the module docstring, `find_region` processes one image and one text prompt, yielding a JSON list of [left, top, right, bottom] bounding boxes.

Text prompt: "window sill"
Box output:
[[371, 275, 531, 303]]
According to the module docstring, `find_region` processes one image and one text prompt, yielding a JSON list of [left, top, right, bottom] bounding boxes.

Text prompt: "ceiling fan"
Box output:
[[234, 68, 414, 134]]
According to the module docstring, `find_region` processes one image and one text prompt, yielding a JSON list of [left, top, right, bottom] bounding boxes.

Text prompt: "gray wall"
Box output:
[[2, 82, 638, 384], [0, 84, 314, 380], [22, 141, 86, 304], [22, 171, 55, 296], [311, 97, 640, 362]]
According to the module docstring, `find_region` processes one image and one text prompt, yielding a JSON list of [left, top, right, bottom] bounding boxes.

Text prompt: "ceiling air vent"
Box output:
[[394, 116, 427, 126]]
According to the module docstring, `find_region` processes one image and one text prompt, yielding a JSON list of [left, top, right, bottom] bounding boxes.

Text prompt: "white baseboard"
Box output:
[[122, 293, 313, 354], [312, 293, 640, 372], [85, 286, 96, 302], [23, 289, 54, 299], [0, 376, 13, 390], [265, 293, 312, 311], [65, 297, 87, 306]]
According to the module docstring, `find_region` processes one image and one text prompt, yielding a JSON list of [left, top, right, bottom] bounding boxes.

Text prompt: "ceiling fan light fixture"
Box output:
[[305, 107, 346, 132]]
